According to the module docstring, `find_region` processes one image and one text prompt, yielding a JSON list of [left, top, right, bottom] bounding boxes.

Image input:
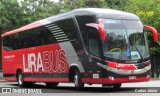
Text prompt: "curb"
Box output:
[[0, 79, 6, 82], [151, 78, 160, 80]]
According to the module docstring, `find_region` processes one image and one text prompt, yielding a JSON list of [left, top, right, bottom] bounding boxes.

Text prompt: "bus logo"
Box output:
[[23, 49, 68, 72]]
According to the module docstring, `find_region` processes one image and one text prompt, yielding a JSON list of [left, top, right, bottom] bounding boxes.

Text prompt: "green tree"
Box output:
[[105, 0, 128, 10], [21, 0, 62, 21], [62, 0, 106, 11], [0, 0, 62, 33], [125, 0, 160, 54], [0, 0, 21, 32]]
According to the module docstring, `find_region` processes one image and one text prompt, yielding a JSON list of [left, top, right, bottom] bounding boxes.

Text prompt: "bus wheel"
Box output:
[[17, 71, 26, 87], [113, 83, 122, 89], [74, 70, 84, 90], [45, 83, 59, 87], [102, 84, 112, 87]]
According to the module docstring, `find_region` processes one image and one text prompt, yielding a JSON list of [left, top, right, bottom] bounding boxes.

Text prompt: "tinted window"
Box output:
[[3, 26, 57, 50], [88, 29, 100, 57], [3, 18, 78, 51], [76, 16, 95, 48]]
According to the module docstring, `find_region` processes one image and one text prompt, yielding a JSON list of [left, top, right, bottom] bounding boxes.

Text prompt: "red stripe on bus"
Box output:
[[4, 77, 17, 82], [2, 21, 44, 37], [107, 61, 137, 70], [81, 77, 150, 84]]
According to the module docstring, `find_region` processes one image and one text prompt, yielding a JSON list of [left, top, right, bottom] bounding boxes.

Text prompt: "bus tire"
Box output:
[[102, 84, 112, 87], [74, 70, 84, 90], [17, 71, 26, 87], [45, 82, 59, 87], [113, 83, 122, 89], [26, 82, 35, 86]]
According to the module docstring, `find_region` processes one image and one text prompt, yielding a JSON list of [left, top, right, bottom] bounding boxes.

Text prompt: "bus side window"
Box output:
[[88, 29, 100, 57], [3, 46, 12, 51], [76, 15, 96, 49], [3, 36, 13, 51]]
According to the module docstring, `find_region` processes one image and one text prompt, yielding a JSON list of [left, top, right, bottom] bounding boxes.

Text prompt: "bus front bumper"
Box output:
[[81, 76, 150, 84], [97, 63, 151, 75]]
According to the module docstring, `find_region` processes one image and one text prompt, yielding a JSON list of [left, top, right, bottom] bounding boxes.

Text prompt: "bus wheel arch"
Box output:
[[16, 68, 22, 81], [16, 69, 26, 87], [69, 66, 79, 82], [69, 66, 84, 90], [16, 68, 34, 87]]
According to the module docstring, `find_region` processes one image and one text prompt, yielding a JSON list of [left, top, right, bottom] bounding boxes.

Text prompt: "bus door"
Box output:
[[87, 28, 102, 78]]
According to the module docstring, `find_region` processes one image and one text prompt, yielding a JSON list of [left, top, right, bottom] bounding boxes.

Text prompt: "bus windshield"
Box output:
[[102, 19, 149, 60]]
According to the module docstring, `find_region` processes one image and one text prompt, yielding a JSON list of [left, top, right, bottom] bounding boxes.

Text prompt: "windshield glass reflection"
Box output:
[[102, 19, 149, 60]]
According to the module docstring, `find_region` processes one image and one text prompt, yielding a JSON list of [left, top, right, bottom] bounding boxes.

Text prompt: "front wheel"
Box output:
[[113, 83, 122, 89], [74, 70, 84, 90]]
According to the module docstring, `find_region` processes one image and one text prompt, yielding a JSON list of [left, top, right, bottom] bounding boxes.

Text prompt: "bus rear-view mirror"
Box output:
[[144, 25, 158, 42], [86, 23, 106, 42]]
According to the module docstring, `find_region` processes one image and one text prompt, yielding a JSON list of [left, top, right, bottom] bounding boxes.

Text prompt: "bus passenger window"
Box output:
[[88, 30, 100, 57], [3, 46, 12, 51]]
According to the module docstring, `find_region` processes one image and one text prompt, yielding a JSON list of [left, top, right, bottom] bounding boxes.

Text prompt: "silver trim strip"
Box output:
[[49, 27, 60, 30], [57, 39, 69, 42], [56, 36, 68, 39], [52, 32, 64, 35], [97, 63, 151, 75], [46, 24, 56, 27], [50, 29, 62, 32], [54, 34, 66, 37], [47, 26, 58, 29]]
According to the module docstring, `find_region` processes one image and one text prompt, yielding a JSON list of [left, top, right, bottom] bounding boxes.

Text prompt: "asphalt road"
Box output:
[[0, 80, 160, 96]]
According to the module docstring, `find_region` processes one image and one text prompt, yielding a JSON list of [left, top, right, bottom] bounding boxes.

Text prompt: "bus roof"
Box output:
[[46, 8, 140, 21], [2, 8, 140, 37]]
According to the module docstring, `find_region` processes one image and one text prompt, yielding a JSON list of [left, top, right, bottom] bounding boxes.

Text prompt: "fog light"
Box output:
[[147, 75, 150, 78], [109, 76, 114, 80]]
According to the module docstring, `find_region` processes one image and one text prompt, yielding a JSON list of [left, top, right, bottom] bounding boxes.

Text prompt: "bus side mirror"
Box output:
[[144, 25, 158, 42], [86, 23, 106, 41]]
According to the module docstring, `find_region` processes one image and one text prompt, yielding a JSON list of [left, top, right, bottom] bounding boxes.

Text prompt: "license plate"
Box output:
[[129, 76, 136, 80], [93, 74, 99, 78]]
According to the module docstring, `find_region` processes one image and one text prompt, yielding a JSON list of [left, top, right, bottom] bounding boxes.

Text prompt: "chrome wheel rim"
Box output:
[[18, 74, 23, 85], [74, 74, 78, 86]]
